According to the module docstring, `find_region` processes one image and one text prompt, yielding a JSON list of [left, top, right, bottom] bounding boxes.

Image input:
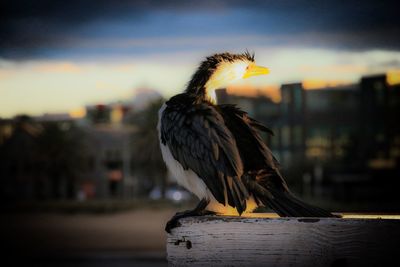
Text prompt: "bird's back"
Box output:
[[217, 104, 289, 191]]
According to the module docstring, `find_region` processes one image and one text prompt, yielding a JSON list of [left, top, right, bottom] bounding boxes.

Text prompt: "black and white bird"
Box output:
[[158, 52, 336, 233]]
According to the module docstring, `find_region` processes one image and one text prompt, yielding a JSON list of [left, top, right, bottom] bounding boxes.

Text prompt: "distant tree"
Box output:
[[0, 116, 89, 200], [37, 121, 89, 199], [128, 98, 168, 198], [0, 115, 41, 200]]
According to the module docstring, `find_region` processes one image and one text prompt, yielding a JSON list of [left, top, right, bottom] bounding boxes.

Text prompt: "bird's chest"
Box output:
[[157, 104, 209, 200], [159, 142, 209, 199]]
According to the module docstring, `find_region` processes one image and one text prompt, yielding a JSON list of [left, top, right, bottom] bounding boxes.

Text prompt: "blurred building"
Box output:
[[0, 104, 138, 202], [70, 103, 138, 200], [82, 104, 135, 199]]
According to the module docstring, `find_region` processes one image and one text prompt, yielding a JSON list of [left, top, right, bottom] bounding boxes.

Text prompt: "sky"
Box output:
[[1, 0, 400, 118]]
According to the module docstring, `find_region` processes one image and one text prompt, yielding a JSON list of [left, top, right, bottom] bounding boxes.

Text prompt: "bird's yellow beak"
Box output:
[[243, 64, 270, 79]]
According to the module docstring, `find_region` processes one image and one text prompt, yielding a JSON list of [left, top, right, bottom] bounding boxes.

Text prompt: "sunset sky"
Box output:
[[1, 0, 400, 118]]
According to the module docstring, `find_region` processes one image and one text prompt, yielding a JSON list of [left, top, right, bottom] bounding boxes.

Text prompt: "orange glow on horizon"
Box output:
[[227, 85, 281, 102], [387, 70, 400, 86], [299, 64, 367, 74], [302, 79, 352, 90], [69, 107, 86, 118]]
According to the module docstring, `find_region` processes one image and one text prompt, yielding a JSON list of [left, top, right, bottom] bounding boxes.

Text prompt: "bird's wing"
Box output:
[[218, 104, 337, 218], [160, 95, 248, 213], [217, 104, 288, 190]]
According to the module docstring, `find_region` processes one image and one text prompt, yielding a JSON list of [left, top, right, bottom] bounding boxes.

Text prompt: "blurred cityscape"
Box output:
[[2, 1, 400, 265], [1, 73, 399, 212]]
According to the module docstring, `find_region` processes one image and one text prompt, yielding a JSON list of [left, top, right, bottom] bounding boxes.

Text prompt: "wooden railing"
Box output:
[[167, 214, 400, 266]]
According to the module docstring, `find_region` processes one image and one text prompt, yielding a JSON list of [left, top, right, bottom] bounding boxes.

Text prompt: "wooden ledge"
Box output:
[[167, 213, 400, 267]]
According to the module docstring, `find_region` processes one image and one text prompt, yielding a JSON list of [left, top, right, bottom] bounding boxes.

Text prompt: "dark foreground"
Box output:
[[1, 208, 176, 267]]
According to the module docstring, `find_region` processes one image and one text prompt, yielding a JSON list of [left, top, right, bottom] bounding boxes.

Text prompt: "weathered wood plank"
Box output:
[[167, 214, 400, 267]]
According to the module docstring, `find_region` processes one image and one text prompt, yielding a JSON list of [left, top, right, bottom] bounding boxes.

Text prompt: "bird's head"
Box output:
[[186, 52, 270, 103]]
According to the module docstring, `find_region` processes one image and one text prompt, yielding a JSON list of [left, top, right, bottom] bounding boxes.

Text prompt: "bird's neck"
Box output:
[[185, 67, 218, 104]]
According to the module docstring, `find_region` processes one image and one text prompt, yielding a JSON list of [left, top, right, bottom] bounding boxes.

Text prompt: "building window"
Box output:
[[293, 126, 303, 147], [281, 126, 290, 147], [294, 87, 303, 112]]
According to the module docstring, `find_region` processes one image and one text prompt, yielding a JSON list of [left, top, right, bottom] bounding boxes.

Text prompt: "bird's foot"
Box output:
[[165, 209, 216, 233]]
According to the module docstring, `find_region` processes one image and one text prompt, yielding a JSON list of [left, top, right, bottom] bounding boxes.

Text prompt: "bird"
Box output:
[[158, 52, 337, 233]]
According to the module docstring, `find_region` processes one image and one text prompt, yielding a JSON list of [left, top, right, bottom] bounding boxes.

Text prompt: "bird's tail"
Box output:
[[243, 171, 339, 218], [265, 186, 337, 217]]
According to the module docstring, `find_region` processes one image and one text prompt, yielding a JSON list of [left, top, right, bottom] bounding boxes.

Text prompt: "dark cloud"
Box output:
[[1, 0, 399, 59], [0, 0, 146, 56]]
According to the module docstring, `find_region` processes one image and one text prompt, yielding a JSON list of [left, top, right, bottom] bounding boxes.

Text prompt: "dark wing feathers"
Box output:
[[160, 94, 248, 213], [248, 118, 274, 136], [218, 104, 288, 191], [220, 105, 280, 173], [219, 104, 274, 135]]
